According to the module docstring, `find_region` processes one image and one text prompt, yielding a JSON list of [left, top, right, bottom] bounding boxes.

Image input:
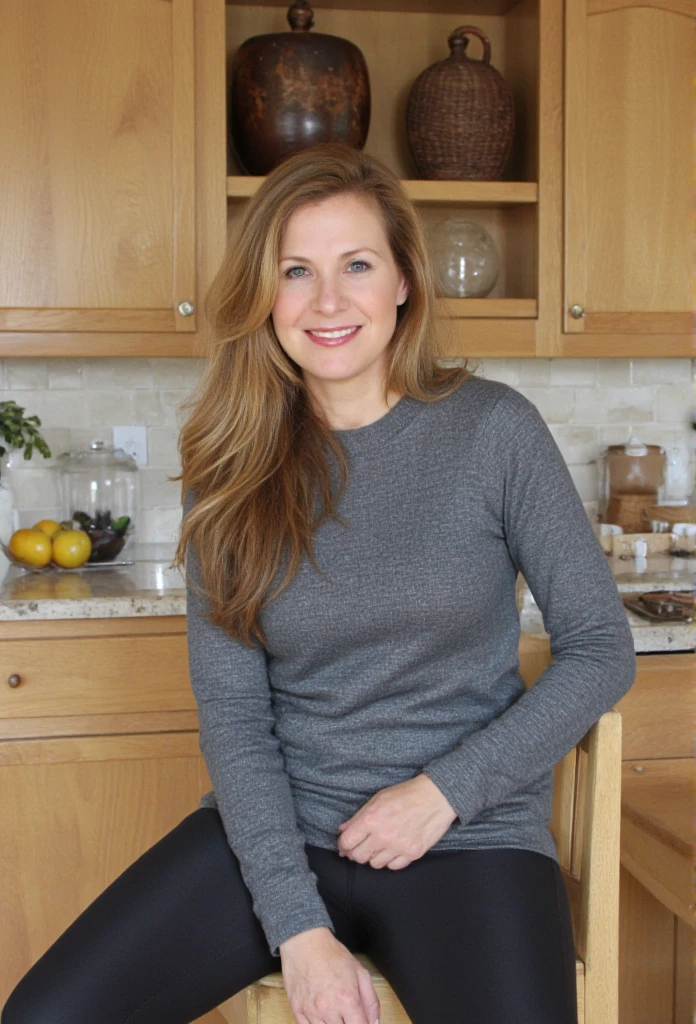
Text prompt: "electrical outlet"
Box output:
[[113, 426, 148, 466]]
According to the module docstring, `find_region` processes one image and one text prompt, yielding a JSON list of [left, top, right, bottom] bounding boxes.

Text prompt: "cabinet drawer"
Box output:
[[0, 633, 194, 719]]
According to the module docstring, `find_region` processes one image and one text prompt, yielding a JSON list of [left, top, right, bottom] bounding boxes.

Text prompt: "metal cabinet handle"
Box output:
[[569, 304, 585, 319], [8, 673, 21, 688], [177, 301, 195, 317]]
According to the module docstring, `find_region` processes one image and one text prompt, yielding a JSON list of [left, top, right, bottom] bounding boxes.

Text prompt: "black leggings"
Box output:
[[2, 807, 578, 1024]]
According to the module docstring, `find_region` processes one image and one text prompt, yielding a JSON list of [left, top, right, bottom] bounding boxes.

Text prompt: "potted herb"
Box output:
[[0, 401, 52, 544]]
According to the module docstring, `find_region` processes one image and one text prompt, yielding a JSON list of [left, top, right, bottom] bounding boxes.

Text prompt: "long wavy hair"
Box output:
[[169, 143, 478, 648]]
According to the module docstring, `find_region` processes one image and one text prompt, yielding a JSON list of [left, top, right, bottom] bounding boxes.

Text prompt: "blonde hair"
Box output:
[[169, 143, 477, 647]]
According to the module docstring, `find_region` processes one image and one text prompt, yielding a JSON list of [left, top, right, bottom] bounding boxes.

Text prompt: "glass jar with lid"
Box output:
[[57, 440, 139, 562]]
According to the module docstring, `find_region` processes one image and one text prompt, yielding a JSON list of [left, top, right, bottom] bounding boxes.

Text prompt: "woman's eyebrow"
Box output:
[[279, 247, 381, 263]]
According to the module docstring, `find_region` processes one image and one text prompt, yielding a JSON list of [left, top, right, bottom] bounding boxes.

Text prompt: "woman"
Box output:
[[1, 144, 636, 1024]]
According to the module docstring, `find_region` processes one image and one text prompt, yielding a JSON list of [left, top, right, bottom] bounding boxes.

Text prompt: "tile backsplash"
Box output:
[[1, 357, 694, 543]]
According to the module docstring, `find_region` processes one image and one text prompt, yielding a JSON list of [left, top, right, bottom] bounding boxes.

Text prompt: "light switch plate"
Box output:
[[113, 425, 148, 466]]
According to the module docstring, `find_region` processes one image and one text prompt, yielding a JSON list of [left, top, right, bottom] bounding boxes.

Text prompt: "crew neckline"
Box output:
[[331, 393, 424, 454]]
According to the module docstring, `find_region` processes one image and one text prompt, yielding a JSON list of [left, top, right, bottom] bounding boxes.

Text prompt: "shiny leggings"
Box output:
[[2, 807, 578, 1024]]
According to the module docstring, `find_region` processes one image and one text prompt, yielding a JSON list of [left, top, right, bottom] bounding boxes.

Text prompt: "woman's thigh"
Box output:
[[352, 846, 578, 1024], [1, 809, 357, 1024]]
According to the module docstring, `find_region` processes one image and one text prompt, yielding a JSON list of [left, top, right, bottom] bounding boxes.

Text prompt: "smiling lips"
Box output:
[[305, 325, 362, 346]]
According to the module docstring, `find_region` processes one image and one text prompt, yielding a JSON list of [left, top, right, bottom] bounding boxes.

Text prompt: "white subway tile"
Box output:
[[656, 384, 693, 424], [548, 425, 599, 464], [82, 358, 153, 390], [148, 428, 180, 467], [132, 390, 190, 428], [576, 387, 653, 423], [6, 360, 48, 391], [596, 360, 632, 387], [36, 391, 90, 429], [139, 468, 182, 508], [83, 391, 135, 426], [149, 357, 204, 389], [47, 359, 84, 389], [138, 506, 185, 544], [633, 359, 692, 386], [549, 359, 598, 386], [5, 466, 61, 508]]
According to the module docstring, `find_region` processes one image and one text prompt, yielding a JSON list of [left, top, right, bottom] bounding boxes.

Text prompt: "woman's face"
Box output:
[[271, 192, 409, 397]]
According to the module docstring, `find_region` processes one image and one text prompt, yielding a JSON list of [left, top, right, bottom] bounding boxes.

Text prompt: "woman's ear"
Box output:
[[397, 273, 410, 307]]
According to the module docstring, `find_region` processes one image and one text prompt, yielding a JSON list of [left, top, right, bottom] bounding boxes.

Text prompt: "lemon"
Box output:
[[52, 529, 92, 569], [9, 528, 53, 568], [32, 519, 64, 539]]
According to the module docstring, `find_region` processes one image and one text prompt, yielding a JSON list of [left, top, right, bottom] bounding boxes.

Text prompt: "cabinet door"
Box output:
[[564, 0, 693, 354], [0, 730, 212, 1007], [0, 0, 205, 351]]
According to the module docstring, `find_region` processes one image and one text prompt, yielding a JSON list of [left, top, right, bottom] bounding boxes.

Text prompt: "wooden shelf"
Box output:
[[227, 176, 537, 205], [225, 0, 520, 12], [439, 298, 537, 319]]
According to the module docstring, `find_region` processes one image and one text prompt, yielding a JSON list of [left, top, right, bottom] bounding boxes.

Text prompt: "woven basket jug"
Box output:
[[406, 25, 515, 180]]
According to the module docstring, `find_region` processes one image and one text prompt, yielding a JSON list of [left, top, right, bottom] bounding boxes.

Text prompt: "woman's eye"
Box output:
[[284, 266, 308, 278], [348, 260, 371, 273]]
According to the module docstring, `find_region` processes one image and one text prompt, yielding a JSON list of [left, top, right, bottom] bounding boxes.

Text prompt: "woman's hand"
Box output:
[[336, 773, 458, 869], [279, 927, 381, 1024]]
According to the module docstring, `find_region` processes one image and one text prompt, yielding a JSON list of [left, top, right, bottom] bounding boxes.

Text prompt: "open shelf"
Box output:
[[439, 298, 537, 318], [225, 0, 522, 13], [227, 177, 537, 205]]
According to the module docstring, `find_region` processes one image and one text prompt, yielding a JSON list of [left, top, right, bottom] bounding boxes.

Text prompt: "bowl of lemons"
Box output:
[[2, 518, 94, 573]]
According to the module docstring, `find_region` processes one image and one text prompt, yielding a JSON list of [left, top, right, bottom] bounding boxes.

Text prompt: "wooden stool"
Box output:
[[217, 709, 623, 1024]]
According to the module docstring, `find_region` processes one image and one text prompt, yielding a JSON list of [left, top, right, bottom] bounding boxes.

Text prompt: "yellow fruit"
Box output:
[[32, 519, 63, 538], [52, 529, 92, 569], [9, 528, 53, 568]]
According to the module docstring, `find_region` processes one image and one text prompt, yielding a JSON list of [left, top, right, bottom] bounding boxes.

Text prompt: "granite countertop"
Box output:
[[0, 544, 694, 654]]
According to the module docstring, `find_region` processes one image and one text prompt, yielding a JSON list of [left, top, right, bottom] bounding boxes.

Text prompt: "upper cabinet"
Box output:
[[0, 0, 226, 358], [0, 0, 691, 358], [563, 0, 694, 357], [225, 0, 551, 359]]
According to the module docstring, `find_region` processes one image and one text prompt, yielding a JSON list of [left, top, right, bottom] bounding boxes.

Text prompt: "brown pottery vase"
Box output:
[[406, 25, 515, 181], [228, 0, 371, 175]]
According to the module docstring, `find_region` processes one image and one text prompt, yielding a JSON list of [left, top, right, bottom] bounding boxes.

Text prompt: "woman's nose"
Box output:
[[312, 275, 349, 314]]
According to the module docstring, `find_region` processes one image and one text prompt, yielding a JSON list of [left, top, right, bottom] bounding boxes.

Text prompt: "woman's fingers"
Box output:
[[356, 964, 381, 1024]]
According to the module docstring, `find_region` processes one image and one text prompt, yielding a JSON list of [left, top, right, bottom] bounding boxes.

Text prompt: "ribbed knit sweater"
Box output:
[[183, 375, 636, 957]]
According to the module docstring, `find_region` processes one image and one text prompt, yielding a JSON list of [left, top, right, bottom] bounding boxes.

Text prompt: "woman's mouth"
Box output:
[[305, 325, 361, 347]]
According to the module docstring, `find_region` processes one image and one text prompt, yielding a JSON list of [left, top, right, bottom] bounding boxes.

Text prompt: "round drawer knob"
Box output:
[[569, 304, 585, 319], [177, 301, 195, 317], [8, 673, 21, 688]]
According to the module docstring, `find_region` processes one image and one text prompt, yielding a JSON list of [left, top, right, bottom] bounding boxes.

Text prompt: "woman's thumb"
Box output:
[[356, 966, 381, 1024]]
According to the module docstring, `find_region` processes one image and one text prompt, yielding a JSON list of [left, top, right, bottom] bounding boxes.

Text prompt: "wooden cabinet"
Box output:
[[0, 0, 226, 358], [563, 0, 693, 357], [614, 652, 695, 1024], [2, 0, 690, 358], [0, 615, 221, 1021], [225, 0, 555, 358]]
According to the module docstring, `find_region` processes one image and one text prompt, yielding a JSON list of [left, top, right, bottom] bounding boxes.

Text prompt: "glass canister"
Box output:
[[597, 435, 666, 533], [428, 219, 500, 297], [57, 441, 139, 562]]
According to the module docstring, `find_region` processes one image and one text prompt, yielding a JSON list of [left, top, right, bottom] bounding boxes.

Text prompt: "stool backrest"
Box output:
[[519, 632, 623, 1022]]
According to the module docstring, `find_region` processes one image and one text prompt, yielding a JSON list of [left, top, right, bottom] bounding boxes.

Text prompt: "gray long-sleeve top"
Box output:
[[183, 375, 637, 957]]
